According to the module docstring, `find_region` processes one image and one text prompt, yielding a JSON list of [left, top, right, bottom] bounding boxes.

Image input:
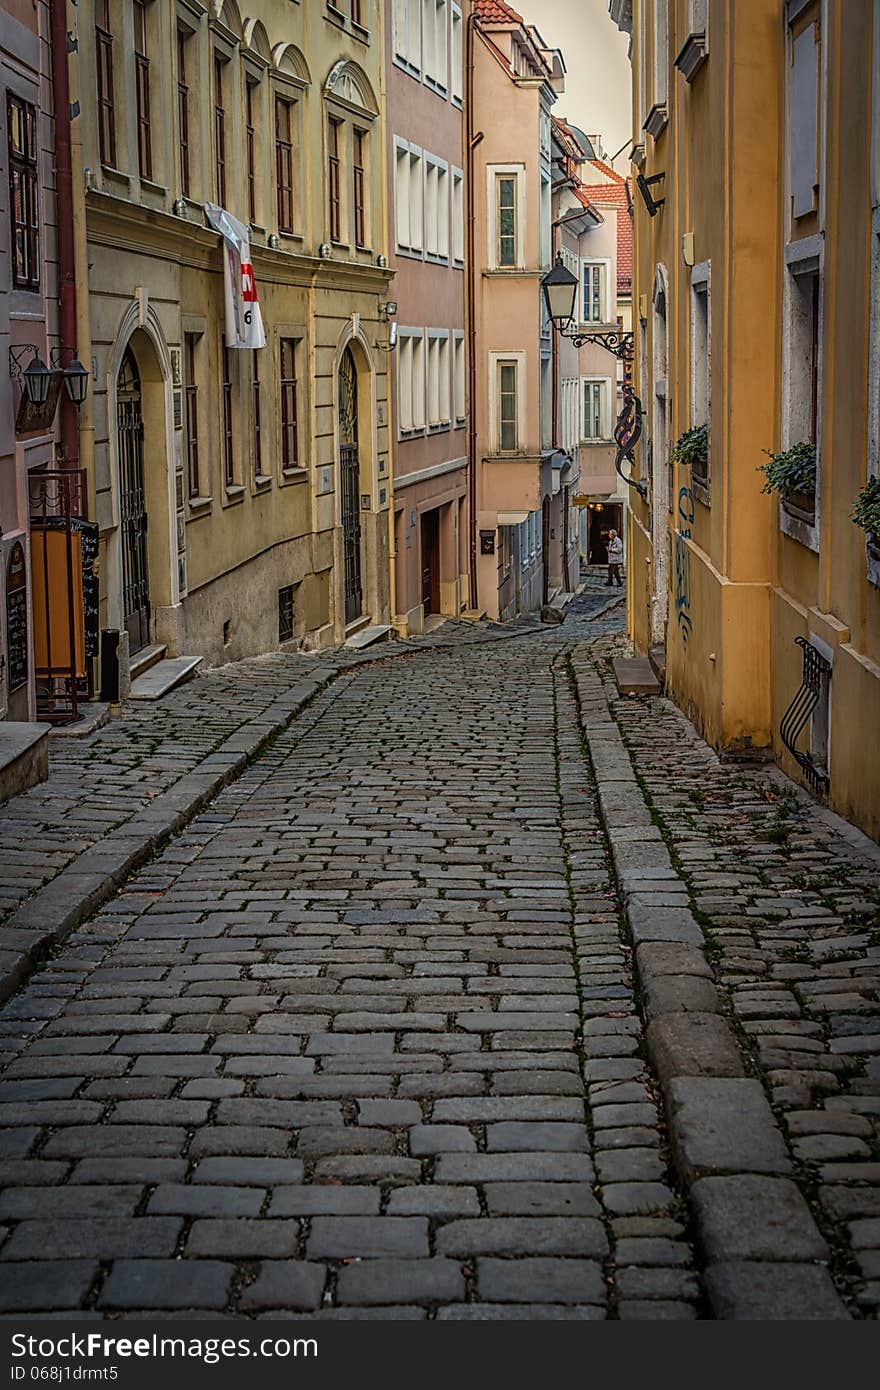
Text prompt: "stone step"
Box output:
[[129, 642, 167, 682], [613, 656, 661, 696], [649, 643, 667, 685], [550, 592, 575, 610], [129, 655, 203, 701], [459, 608, 487, 623], [0, 722, 48, 802], [344, 623, 393, 650]]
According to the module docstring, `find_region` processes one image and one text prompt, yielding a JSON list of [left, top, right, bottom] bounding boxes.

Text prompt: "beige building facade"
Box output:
[[69, 0, 394, 681]]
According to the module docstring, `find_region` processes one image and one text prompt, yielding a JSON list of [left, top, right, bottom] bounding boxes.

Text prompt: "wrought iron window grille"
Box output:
[[780, 635, 831, 794]]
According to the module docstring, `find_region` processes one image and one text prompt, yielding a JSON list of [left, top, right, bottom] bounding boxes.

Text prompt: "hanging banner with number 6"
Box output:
[[205, 203, 267, 350]]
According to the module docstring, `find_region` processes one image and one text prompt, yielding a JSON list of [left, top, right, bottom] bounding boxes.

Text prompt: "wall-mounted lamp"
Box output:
[[540, 255, 645, 500], [635, 171, 666, 217], [379, 301, 398, 321], [50, 347, 90, 407]]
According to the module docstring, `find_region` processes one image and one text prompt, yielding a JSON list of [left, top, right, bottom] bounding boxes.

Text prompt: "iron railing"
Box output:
[[780, 635, 831, 794]]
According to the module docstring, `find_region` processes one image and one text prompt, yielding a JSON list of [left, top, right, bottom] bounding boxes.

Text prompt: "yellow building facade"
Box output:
[[611, 0, 880, 842], [68, 0, 393, 680]]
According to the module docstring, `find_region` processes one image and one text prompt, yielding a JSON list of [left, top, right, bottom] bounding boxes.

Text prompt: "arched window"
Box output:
[[323, 60, 379, 251]]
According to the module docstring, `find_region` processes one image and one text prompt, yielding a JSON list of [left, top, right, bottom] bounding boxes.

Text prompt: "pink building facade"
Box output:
[[387, 0, 469, 634]]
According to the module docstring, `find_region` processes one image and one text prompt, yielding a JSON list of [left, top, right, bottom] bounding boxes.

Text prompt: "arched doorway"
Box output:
[[338, 346, 362, 625], [116, 347, 151, 653]]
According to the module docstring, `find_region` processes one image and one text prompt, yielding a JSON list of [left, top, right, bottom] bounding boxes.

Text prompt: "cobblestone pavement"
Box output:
[[1, 605, 696, 1320], [0, 614, 564, 928], [0, 606, 875, 1319], [578, 640, 880, 1319]]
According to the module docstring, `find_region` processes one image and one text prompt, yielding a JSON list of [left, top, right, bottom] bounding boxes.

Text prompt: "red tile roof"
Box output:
[[473, 0, 525, 23], [581, 174, 633, 296]]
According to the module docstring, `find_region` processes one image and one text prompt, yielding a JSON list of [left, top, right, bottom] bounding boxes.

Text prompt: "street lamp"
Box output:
[[540, 257, 646, 499], [541, 254, 579, 331], [23, 354, 53, 407], [62, 357, 90, 408]]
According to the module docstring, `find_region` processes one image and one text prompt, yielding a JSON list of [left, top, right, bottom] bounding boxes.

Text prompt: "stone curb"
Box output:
[[571, 662, 850, 1321], [0, 605, 626, 1009]]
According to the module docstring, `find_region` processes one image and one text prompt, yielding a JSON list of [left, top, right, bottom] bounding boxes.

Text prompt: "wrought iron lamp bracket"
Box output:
[[558, 327, 647, 498], [8, 343, 40, 385]]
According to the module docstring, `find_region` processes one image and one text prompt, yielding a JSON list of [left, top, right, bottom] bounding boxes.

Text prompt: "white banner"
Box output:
[[204, 203, 267, 350]]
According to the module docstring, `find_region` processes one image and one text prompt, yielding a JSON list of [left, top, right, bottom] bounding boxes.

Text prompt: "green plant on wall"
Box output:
[[852, 475, 880, 537], [672, 424, 709, 471], [759, 441, 817, 498]]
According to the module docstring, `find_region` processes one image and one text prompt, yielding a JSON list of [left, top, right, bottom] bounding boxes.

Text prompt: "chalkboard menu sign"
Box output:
[[75, 521, 100, 658], [6, 541, 29, 693]]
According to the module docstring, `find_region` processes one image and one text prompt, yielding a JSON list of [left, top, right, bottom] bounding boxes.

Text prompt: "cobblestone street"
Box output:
[[0, 605, 877, 1319]]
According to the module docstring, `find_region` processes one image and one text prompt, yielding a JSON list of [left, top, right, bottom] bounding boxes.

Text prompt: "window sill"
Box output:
[[780, 496, 819, 551], [426, 253, 450, 267], [224, 484, 246, 504], [352, 21, 370, 44], [643, 103, 669, 139], [393, 56, 422, 81], [253, 474, 273, 491], [139, 177, 167, 198], [692, 476, 711, 508], [428, 422, 451, 435], [188, 495, 213, 515], [399, 427, 426, 441], [281, 466, 309, 483], [396, 246, 425, 261], [675, 32, 709, 82], [278, 231, 304, 247]]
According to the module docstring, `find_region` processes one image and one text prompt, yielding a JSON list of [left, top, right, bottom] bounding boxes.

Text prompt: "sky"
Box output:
[[512, 0, 633, 170]]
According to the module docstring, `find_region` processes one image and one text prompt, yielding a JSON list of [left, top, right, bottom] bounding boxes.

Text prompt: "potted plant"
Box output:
[[852, 475, 880, 566], [672, 423, 709, 481], [759, 441, 817, 522]]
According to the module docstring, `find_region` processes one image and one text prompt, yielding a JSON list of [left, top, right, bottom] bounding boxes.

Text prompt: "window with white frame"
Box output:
[[491, 354, 522, 452], [540, 357, 552, 450], [426, 331, 451, 427], [690, 261, 710, 484], [425, 154, 449, 260], [489, 166, 523, 269], [394, 0, 421, 72], [451, 4, 463, 102], [452, 167, 464, 263], [784, 251, 822, 452], [453, 331, 466, 422], [582, 378, 611, 440], [582, 261, 608, 323], [540, 174, 551, 270], [788, 7, 821, 223], [395, 139, 423, 253], [422, 0, 448, 87], [398, 329, 426, 433], [652, 0, 668, 116]]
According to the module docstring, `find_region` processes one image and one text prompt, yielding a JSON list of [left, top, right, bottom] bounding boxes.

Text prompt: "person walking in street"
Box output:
[[606, 528, 624, 587]]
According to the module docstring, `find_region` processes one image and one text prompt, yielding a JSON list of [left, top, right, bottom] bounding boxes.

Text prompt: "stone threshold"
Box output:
[[569, 649, 850, 1322]]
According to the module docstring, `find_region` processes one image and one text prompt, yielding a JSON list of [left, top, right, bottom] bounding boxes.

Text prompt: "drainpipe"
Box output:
[[49, 0, 78, 475], [465, 12, 479, 612]]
